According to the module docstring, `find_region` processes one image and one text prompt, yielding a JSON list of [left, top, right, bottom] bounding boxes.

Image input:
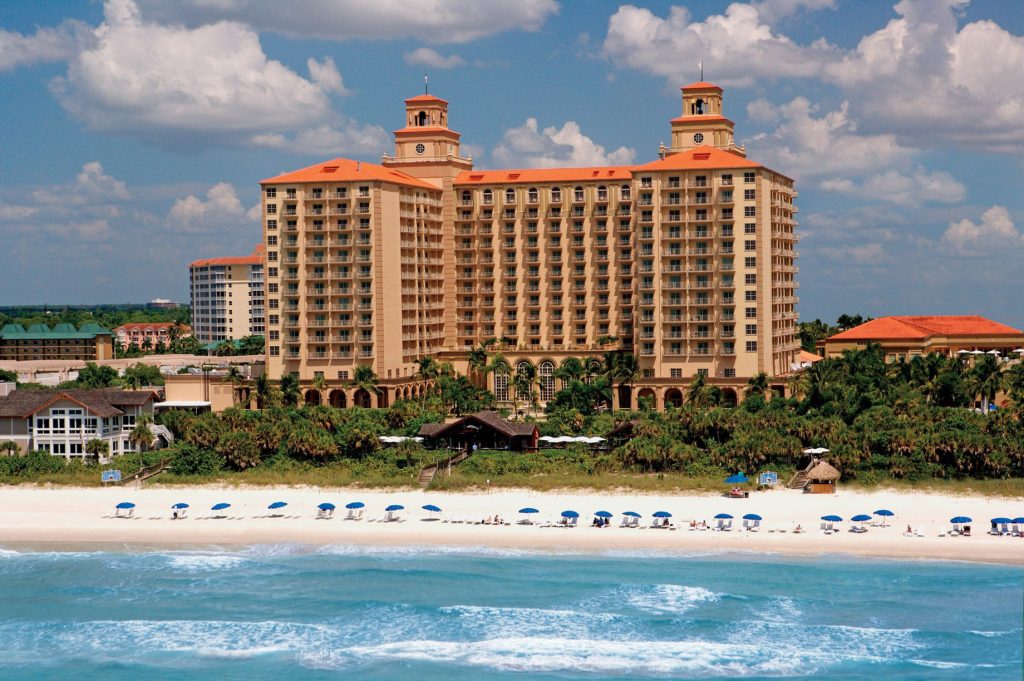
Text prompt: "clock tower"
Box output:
[[663, 82, 746, 157], [382, 93, 473, 183]]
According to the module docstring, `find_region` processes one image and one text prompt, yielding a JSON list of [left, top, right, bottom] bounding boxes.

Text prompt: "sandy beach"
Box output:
[[0, 485, 1021, 565]]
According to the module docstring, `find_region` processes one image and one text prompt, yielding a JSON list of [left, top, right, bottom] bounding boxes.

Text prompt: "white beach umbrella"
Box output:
[[986, 350, 1001, 355], [956, 350, 971, 355]]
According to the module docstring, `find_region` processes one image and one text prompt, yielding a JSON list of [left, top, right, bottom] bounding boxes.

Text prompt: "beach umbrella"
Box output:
[[851, 514, 872, 522], [385, 504, 405, 512], [519, 507, 539, 514], [345, 501, 365, 509], [317, 503, 336, 511], [594, 511, 612, 518], [422, 504, 442, 513], [539, 435, 556, 442], [1013, 517, 1024, 524], [171, 503, 189, 509], [714, 513, 734, 520], [802, 447, 830, 455], [987, 349, 1001, 355], [561, 510, 579, 518], [970, 350, 985, 355], [989, 517, 1011, 524], [821, 515, 843, 522], [724, 472, 748, 484], [653, 511, 672, 518], [211, 503, 231, 511], [623, 511, 641, 518], [949, 516, 972, 524], [268, 501, 287, 510], [1014, 348, 1024, 354], [116, 502, 135, 509], [874, 509, 895, 517], [956, 349, 971, 354], [742, 513, 762, 521]]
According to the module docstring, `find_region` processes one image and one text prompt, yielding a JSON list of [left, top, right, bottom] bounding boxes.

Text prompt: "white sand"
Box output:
[[1, 485, 1021, 564]]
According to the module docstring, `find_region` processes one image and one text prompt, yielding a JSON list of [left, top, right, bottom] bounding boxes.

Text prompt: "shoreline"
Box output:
[[1, 484, 1021, 567]]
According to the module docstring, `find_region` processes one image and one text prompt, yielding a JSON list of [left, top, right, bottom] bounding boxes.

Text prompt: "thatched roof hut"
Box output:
[[806, 460, 841, 482]]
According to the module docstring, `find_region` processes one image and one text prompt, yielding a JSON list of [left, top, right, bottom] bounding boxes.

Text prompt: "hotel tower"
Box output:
[[260, 83, 799, 410]]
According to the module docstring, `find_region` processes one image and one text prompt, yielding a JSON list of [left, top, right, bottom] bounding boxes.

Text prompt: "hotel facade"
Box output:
[[188, 246, 266, 345], [260, 84, 799, 410]]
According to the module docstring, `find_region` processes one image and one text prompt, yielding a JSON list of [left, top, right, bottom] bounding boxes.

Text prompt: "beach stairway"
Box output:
[[120, 458, 171, 488], [417, 448, 471, 488], [787, 465, 812, 490]]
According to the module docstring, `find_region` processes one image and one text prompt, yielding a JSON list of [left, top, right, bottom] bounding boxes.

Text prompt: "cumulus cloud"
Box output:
[[750, 0, 836, 23], [820, 168, 965, 205], [250, 121, 389, 156], [170, 182, 247, 231], [307, 57, 348, 94], [492, 118, 636, 168], [50, 0, 339, 146], [941, 206, 1023, 256], [29, 161, 131, 207], [817, 242, 888, 265], [602, 3, 839, 87], [0, 21, 89, 71], [404, 47, 467, 69], [135, 0, 559, 44]]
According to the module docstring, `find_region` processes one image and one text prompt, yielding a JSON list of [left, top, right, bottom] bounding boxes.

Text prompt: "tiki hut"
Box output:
[[804, 460, 841, 494]]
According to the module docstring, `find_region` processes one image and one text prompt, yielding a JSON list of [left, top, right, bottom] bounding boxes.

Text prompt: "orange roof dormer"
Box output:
[[681, 81, 722, 91], [405, 93, 449, 105]]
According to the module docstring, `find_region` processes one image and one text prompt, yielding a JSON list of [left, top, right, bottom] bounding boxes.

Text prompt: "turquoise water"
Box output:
[[0, 546, 1020, 680]]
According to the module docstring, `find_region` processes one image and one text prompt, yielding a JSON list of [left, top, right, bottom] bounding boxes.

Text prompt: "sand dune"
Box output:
[[1, 485, 1021, 564]]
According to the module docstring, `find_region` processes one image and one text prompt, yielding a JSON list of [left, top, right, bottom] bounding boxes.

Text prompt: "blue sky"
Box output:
[[1, 0, 1022, 326]]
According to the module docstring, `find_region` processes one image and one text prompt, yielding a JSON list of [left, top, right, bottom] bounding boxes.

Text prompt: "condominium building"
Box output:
[[0, 323, 114, 361], [189, 245, 266, 344], [260, 83, 799, 410]]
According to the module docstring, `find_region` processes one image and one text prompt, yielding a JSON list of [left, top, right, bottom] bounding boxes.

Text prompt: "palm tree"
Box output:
[[310, 373, 328, 394], [466, 345, 489, 388], [279, 374, 301, 407], [968, 355, 1003, 413], [554, 357, 586, 384], [745, 372, 770, 399], [485, 352, 511, 401], [215, 339, 235, 357], [348, 364, 380, 408], [129, 422, 152, 453], [84, 438, 109, 462], [414, 356, 440, 404], [0, 440, 18, 457], [615, 351, 640, 411], [226, 366, 247, 407], [141, 337, 153, 353], [513, 363, 537, 417]]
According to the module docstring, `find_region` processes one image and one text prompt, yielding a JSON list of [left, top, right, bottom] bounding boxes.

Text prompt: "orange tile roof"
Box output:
[[393, 126, 460, 136], [669, 114, 735, 125], [190, 244, 264, 268], [799, 350, 823, 363], [827, 316, 1024, 342], [455, 166, 636, 185], [635, 145, 761, 172], [405, 94, 448, 105], [260, 158, 439, 190], [681, 81, 722, 91]]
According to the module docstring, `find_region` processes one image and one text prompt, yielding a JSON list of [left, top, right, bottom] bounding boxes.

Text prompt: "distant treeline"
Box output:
[[0, 304, 190, 330]]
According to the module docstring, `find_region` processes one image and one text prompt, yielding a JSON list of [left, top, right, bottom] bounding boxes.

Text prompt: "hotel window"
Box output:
[[265, 187, 277, 198], [505, 188, 516, 203], [744, 257, 756, 267], [269, 345, 279, 356], [723, 368, 736, 378], [745, 291, 757, 301], [744, 206, 756, 217], [268, 267, 277, 277], [744, 172, 755, 183], [744, 223, 756, 234], [721, 174, 733, 185], [745, 274, 757, 285], [670, 368, 683, 378], [744, 189, 755, 200], [267, 235, 278, 246], [746, 341, 758, 352], [721, 224, 733, 237], [267, 219, 277, 230], [745, 240, 756, 251], [266, 204, 277, 214], [745, 324, 757, 335]]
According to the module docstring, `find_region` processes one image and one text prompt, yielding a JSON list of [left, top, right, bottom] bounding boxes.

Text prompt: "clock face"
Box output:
[[693, 133, 704, 144], [415, 143, 425, 155]]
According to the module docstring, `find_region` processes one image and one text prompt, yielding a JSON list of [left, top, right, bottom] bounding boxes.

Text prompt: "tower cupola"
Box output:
[[663, 82, 745, 157]]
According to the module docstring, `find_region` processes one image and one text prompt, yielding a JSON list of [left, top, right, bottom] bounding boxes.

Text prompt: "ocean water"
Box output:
[[0, 546, 1020, 680]]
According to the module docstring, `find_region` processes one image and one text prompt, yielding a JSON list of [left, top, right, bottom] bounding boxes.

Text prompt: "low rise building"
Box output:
[[0, 388, 160, 460], [820, 315, 1024, 361], [0, 323, 114, 361], [113, 322, 191, 350]]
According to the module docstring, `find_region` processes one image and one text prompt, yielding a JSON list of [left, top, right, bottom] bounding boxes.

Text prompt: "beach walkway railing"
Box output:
[[118, 458, 171, 487], [418, 448, 472, 488]]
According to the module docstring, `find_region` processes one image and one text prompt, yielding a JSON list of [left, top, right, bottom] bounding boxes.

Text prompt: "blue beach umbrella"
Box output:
[[724, 472, 748, 484], [268, 501, 287, 510], [345, 501, 365, 510], [595, 511, 613, 518], [385, 504, 405, 512], [561, 510, 579, 518], [317, 503, 336, 511], [874, 509, 895, 517], [821, 515, 843, 522], [949, 516, 972, 524], [851, 514, 872, 522], [519, 507, 539, 514], [653, 511, 672, 518], [742, 513, 762, 521], [171, 503, 189, 509], [714, 513, 734, 520], [623, 511, 641, 518], [115, 502, 135, 509], [989, 517, 1011, 524], [1013, 517, 1024, 524], [422, 504, 442, 513], [211, 503, 231, 511]]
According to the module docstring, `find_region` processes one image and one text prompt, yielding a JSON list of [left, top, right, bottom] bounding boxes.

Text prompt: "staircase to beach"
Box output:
[[417, 448, 472, 488], [787, 470, 809, 490]]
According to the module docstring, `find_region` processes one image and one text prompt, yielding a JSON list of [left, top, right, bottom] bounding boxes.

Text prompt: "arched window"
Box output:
[[539, 360, 555, 402], [505, 188, 516, 204], [597, 185, 607, 201], [482, 189, 493, 205], [461, 190, 471, 203], [527, 187, 539, 203], [621, 184, 631, 200], [574, 186, 585, 202], [551, 187, 562, 203], [417, 111, 427, 126], [493, 368, 509, 402]]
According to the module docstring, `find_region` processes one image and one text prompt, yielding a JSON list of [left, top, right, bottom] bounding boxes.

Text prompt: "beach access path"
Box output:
[[1, 485, 1021, 565]]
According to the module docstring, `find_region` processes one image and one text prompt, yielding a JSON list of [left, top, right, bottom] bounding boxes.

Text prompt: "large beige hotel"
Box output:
[[260, 83, 799, 410]]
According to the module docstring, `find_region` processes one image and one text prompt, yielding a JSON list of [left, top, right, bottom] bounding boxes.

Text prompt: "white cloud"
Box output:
[[817, 242, 888, 265], [0, 22, 89, 71], [404, 47, 467, 70], [941, 206, 1023, 256], [170, 182, 246, 232], [250, 121, 389, 156], [492, 118, 636, 168], [50, 0, 338, 146], [821, 168, 965, 206], [602, 3, 839, 87], [306, 57, 348, 94], [135, 0, 560, 44], [750, 0, 836, 23], [0, 200, 38, 220], [30, 161, 131, 207]]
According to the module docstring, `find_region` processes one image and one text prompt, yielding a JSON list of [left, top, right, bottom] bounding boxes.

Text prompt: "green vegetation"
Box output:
[[0, 304, 190, 331], [798, 313, 867, 352]]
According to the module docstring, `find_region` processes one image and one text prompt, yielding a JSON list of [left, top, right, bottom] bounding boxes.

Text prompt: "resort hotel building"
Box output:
[[188, 245, 266, 345], [259, 83, 800, 410]]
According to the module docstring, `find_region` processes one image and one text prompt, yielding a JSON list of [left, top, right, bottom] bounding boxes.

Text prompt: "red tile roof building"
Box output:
[[821, 315, 1024, 360], [113, 322, 191, 349], [259, 83, 799, 410]]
